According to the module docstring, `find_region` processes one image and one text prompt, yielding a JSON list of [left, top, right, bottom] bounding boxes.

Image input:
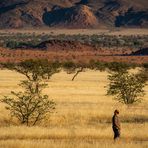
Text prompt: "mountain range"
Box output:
[[0, 0, 148, 28]]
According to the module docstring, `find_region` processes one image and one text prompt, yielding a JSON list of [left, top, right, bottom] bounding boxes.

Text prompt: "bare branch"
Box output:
[[72, 67, 84, 81]]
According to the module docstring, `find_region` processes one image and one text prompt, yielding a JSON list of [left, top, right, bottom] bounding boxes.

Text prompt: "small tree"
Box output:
[[1, 89, 55, 126], [107, 71, 147, 105], [106, 62, 131, 73], [141, 63, 148, 82], [1, 59, 59, 126]]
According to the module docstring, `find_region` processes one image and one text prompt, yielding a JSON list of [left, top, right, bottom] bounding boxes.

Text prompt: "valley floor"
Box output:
[[0, 28, 148, 36]]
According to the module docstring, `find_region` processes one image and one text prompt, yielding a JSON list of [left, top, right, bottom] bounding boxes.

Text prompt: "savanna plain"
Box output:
[[0, 69, 148, 148]]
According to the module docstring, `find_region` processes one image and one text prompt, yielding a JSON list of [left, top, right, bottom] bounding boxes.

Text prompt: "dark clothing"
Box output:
[[112, 114, 121, 139], [112, 126, 120, 139]]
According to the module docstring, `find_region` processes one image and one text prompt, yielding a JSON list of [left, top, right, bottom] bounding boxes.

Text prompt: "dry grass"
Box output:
[[0, 70, 148, 148]]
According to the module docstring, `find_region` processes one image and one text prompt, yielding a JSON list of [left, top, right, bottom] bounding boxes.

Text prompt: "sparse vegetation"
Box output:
[[0, 32, 147, 64], [0, 33, 147, 49], [107, 70, 147, 104], [1, 89, 55, 126], [0, 68, 148, 147], [0, 60, 61, 126]]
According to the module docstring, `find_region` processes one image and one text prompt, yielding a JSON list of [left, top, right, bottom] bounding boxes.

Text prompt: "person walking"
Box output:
[[112, 109, 121, 140]]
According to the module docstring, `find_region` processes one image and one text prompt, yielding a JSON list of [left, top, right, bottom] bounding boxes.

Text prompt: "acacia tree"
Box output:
[[107, 70, 147, 105], [141, 63, 148, 82], [62, 61, 86, 81], [62, 61, 108, 81], [1, 59, 60, 126]]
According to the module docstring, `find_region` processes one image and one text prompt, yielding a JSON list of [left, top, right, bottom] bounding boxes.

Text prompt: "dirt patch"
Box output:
[[0, 40, 147, 63], [0, 45, 148, 64], [33, 40, 97, 51]]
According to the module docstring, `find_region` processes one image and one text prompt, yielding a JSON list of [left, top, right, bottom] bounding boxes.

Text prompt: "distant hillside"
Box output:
[[0, 0, 148, 28]]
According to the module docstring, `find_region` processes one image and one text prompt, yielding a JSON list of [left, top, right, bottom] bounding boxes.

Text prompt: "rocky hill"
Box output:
[[0, 0, 148, 28]]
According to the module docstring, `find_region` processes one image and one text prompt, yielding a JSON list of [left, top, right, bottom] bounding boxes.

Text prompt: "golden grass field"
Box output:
[[0, 70, 148, 148]]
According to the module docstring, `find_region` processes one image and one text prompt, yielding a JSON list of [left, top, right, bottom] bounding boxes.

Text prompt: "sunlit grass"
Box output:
[[0, 70, 147, 147]]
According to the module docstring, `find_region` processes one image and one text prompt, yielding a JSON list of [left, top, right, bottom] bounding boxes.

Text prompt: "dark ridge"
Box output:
[[95, 0, 121, 26], [76, 0, 89, 5], [42, 7, 71, 27], [115, 8, 148, 27], [20, 11, 41, 26], [0, 1, 29, 15], [131, 48, 148, 55], [100, 0, 121, 11], [52, 5, 63, 11]]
